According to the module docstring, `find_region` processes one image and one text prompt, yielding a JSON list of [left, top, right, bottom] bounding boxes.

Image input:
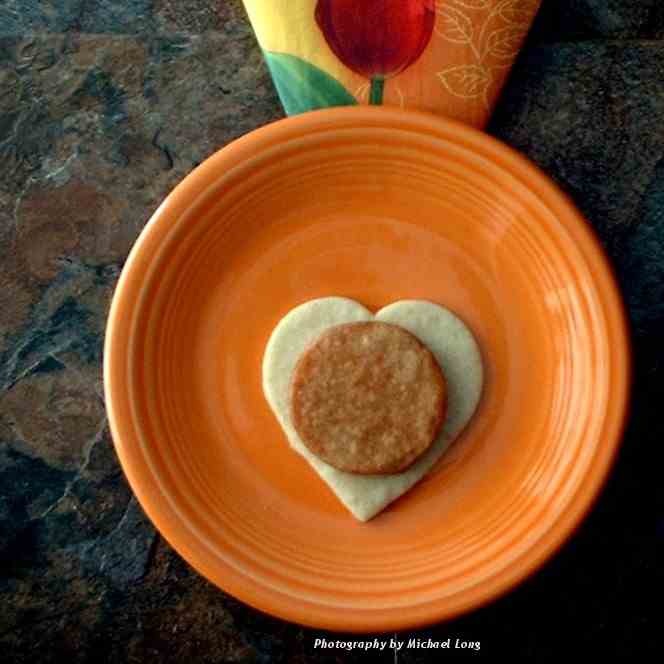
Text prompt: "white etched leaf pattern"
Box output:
[[436, 5, 474, 45], [486, 26, 527, 60], [438, 65, 491, 98], [447, 0, 492, 8], [498, 0, 536, 25], [434, 0, 537, 109]]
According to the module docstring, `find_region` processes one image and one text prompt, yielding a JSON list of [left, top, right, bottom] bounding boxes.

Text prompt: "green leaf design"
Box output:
[[264, 51, 357, 115]]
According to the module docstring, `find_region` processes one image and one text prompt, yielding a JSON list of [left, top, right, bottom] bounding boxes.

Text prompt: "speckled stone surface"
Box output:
[[0, 1, 658, 660]]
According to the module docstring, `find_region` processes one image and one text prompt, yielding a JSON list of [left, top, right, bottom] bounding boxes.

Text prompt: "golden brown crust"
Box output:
[[290, 321, 447, 474]]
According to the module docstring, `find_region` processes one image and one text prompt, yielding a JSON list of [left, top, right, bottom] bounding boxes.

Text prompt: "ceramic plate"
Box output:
[[104, 107, 630, 631]]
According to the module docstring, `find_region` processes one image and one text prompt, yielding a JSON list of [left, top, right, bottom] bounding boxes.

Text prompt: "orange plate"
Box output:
[[104, 107, 630, 631]]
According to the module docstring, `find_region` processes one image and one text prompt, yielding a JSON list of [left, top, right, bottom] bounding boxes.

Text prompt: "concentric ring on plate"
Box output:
[[104, 107, 630, 630]]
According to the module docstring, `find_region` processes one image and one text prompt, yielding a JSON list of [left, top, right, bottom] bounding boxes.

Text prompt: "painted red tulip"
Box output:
[[315, 0, 436, 104]]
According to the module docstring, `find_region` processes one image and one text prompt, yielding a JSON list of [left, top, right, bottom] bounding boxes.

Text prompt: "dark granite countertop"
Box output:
[[0, 1, 658, 661]]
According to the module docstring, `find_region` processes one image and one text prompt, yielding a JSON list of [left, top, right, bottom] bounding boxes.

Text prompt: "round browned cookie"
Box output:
[[290, 321, 448, 475]]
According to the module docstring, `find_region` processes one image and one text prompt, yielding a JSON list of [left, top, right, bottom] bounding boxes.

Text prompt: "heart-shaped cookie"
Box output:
[[263, 298, 483, 521]]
